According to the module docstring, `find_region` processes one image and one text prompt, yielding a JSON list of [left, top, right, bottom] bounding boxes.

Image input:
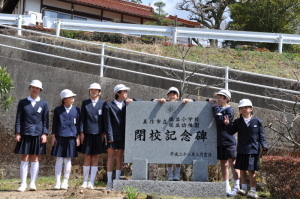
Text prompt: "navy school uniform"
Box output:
[[212, 105, 237, 160], [51, 105, 80, 158], [226, 116, 268, 171], [14, 97, 49, 155], [79, 99, 107, 154], [103, 100, 126, 149]]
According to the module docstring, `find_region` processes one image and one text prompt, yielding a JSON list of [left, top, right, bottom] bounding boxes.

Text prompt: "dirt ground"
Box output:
[[0, 187, 125, 199]]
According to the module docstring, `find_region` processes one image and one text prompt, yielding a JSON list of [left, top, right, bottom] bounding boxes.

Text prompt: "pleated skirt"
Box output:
[[79, 134, 106, 155], [234, 153, 260, 171], [51, 136, 78, 158], [14, 135, 46, 155]]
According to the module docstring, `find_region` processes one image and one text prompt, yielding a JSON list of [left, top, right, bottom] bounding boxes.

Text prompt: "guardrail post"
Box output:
[[56, 19, 61, 37], [100, 43, 105, 77], [278, 34, 283, 53], [17, 15, 22, 36], [225, 66, 229, 90], [172, 27, 178, 45]]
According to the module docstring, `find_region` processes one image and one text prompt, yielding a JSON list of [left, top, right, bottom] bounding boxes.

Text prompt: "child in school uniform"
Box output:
[[153, 87, 193, 181], [14, 80, 49, 192], [103, 84, 137, 190], [51, 89, 80, 190], [79, 83, 107, 189], [224, 99, 268, 198], [209, 89, 240, 196]]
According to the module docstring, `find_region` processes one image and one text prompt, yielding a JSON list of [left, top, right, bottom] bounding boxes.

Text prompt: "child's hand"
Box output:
[[209, 99, 217, 106], [125, 98, 133, 105], [224, 116, 230, 125], [41, 134, 47, 143], [15, 133, 21, 142], [182, 98, 193, 103], [76, 137, 80, 146], [155, 98, 166, 103], [51, 134, 56, 146], [263, 148, 268, 151], [80, 132, 84, 144]]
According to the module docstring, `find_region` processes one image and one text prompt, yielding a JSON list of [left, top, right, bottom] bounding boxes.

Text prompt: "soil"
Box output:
[[0, 187, 125, 199]]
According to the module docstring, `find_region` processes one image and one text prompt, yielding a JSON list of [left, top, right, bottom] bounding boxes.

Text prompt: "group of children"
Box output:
[[14, 80, 267, 199]]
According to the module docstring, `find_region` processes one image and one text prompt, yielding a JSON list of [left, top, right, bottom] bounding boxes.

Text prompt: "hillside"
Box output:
[[107, 42, 300, 79]]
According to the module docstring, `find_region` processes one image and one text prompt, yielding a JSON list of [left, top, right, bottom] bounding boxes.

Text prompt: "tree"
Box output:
[[145, 1, 173, 26], [229, 0, 300, 34], [0, 67, 14, 111], [176, 0, 237, 46], [129, 0, 143, 4]]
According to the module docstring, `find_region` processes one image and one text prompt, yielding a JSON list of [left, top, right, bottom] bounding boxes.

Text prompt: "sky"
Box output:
[[141, 0, 191, 20]]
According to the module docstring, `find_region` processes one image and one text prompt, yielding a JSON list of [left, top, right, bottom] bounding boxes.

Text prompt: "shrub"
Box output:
[[262, 156, 300, 199]]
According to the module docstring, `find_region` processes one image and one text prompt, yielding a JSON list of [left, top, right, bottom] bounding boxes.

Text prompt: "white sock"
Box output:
[[83, 166, 90, 183], [63, 158, 72, 183], [167, 167, 173, 176], [30, 161, 39, 185], [90, 166, 98, 184], [115, 170, 121, 180], [175, 167, 180, 176], [224, 180, 231, 191], [20, 161, 29, 186], [55, 157, 63, 185], [107, 171, 113, 183], [242, 184, 247, 190], [250, 187, 256, 192], [234, 179, 240, 189]]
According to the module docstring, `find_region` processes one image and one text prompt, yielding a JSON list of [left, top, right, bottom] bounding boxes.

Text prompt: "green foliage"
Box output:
[[123, 186, 139, 199], [145, 1, 174, 26], [130, 0, 142, 3], [0, 67, 14, 111], [229, 0, 300, 33], [262, 156, 300, 199]]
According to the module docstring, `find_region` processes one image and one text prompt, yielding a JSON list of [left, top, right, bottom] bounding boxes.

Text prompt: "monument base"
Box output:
[[114, 180, 226, 198]]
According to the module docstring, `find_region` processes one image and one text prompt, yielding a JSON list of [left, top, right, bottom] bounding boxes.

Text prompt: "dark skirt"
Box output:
[[217, 145, 237, 160], [106, 139, 125, 150], [51, 136, 78, 158], [234, 153, 260, 171], [14, 135, 46, 155], [79, 134, 106, 155]]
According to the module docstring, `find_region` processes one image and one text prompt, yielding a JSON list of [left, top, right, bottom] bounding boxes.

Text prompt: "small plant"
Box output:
[[123, 186, 139, 199]]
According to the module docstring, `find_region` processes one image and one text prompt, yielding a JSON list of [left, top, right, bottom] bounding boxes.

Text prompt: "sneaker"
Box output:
[[173, 174, 180, 181], [53, 183, 61, 190], [167, 175, 174, 181], [87, 182, 94, 190], [226, 189, 232, 196], [238, 189, 247, 196], [17, 184, 27, 192], [29, 183, 37, 191], [227, 187, 239, 197], [247, 190, 258, 198], [106, 182, 113, 191], [60, 182, 68, 190], [81, 181, 88, 188]]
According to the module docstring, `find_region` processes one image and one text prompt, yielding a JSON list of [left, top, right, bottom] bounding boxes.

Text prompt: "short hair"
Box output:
[[28, 85, 42, 92], [167, 91, 179, 96], [115, 90, 122, 100]]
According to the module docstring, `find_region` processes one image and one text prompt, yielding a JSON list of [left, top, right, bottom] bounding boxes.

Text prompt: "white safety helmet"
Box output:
[[238, 99, 253, 108], [214, 89, 231, 99], [89, 83, 101, 90], [114, 84, 130, 94], [60, 89, 76, 99], [29, 80, 43, 90], [167, 87, 180, 95]]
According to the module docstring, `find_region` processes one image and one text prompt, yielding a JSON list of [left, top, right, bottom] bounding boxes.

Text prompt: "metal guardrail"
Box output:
[[42, 16, 300, 53], [0, 24, 299, 105], [0, 14, 36, 35]]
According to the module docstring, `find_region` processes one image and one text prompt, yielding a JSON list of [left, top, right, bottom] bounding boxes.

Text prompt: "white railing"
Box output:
[[42, 16, 300, 53], [0, 24, 299, 105], [0, 14, 36, 35]]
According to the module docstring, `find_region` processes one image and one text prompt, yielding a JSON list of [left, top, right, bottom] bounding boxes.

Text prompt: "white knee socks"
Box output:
[[63, 158, 72, 183], [20, 161, 29, 186], [167, 167, 173, 176], [83, 166, 90, 183], [175, 167, 180, 176], [30, 161, 39, 185], [55, 157, 63, 185], [90, 166, 98, 184], [107, 171, 113, 183], [115, 170, 121, 180]]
